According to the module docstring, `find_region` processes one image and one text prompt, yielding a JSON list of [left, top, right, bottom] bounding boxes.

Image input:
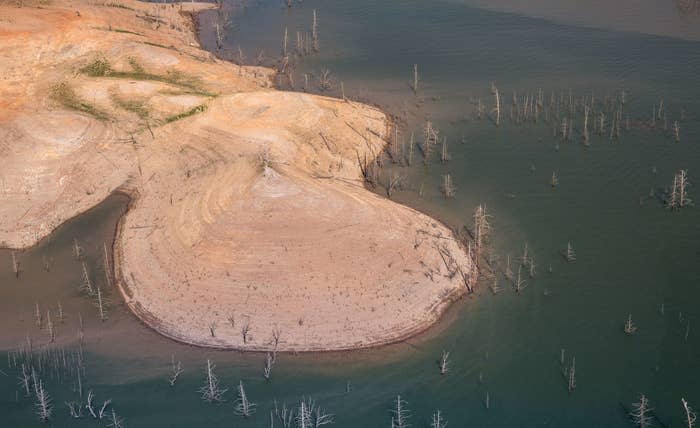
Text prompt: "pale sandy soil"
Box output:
[[0, 0, 477, 351]]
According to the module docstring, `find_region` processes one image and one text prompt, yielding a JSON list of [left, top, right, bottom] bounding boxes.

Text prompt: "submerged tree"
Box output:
[[491, 82, 501, 126], [473, 204, 491, 256], [668, 169, 691, 210], [263, 352, 274, 381], [431, 409, 448, 428], [199, 360, 227, 403], [682, 398, 697, 428], [630, 394, 652, 428], [234, 381, 255, 417], [624, 314, 637, 335], [169, 354, 183, 386], [565, 241, 576, 262], [391, 395, 410, 428], [34, 379, 52, 422], [296, 398, 334, 427], [550, 171, 559, 188], [439, 350, 450, 375], [412, 64, 418, 94], [515, 265, 527, 293], [441, 174, 455, 198]]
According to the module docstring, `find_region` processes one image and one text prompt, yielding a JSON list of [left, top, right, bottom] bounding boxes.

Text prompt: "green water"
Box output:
[[3, 0, 700, 426]]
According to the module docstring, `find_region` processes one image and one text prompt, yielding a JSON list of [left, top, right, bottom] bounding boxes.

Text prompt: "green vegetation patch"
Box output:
[[107, 28, 144, 36], [79, 57, 215, 96], [110, 92, 150, 119], [103, 2, 134, 10], [163, 104, 208, 124], [50, 83, 109, 120], [80, 56, 112, 77]]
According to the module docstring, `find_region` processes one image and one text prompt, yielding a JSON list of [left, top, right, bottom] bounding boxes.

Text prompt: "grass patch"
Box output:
[[110, 92, 150, 119], [139, 41, 175, 50], [107, 27, 144, 36], [79, 57, 215, 96], [163, 104, 207, 124], [128, 56, 144, 74], [80, 56, 112, 77], [103, 2, 134, 10], [50, 83, 109, 120]]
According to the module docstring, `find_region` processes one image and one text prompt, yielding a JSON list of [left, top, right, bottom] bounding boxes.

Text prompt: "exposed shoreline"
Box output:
[[0, 0, 477, 352]]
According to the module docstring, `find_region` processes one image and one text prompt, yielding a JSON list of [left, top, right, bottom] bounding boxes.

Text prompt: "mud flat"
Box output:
[[0, 0, 475, 351]]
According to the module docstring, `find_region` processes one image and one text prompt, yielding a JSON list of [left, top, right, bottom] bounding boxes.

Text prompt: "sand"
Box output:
[[0, 0, 477, 351]]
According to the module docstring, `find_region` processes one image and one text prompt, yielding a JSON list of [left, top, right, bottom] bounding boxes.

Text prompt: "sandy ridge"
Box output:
[[0, 0, 476, 351]]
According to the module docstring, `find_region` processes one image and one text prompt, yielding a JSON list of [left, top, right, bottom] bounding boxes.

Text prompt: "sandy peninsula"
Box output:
[[0, 0, 477, 351]]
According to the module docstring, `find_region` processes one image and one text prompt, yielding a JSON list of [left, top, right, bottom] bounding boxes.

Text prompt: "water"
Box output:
[[3, 0, 700, 426]]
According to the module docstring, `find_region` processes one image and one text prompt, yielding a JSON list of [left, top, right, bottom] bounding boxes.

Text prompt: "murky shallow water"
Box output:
[[2, 0, 700, 426]]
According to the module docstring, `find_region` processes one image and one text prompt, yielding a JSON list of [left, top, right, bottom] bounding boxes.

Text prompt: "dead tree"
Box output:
[[304, 398, 334, 426], [473, 204, 491, 255], [560, 352, 576, 394], [11, 251, 19, 278], [297, 400, 310, 428], [73, 238, 83, 260], [65, 401, 83, 418], [35, 303, 42, 329], [85, 391, 97, 418], [272, 326, 282, 350], [439, 350, 450, 375], [583, 105, 590, 146], [241, 319, 251, 344], [234, 381, 255, 417], [624, 314, 637, 335], [319, 68, 332, 91], [81, 262, 95, 296], [490, 275, 502, 294], [505, 255, 513, 280], [34, 378, 52, 422], [515, 265, 526, 293], [431, 410, 447, 428], [169, 354, 183, 386], [669, 170, 692, 210], [521, 242, 529, 267], [283, 26, 288, 57], [565, 241, 576, 262], [674, 121, 681, 142], [441, 174, 455, 198], [19, 364, 31, 397], [386, 172, 404, 199], [57, 302, 64, 324], [682, 398, 697, 428], [440, 137, 450, 163], [263, 352, 273, 381], [46, 311, 55, 343], [630, 394, 652, 428], [215, 21, 224, 50], [391, 395, 410, 428], [491, 82, 501, 126], [42, 255, 52, 272], [312, 9, 319, 52], [412, 64, 418, 94], [95, 287, 108, 322], [227, 312, 235, 329], [98, 399, 112, 419], [107, 409, 125, 428], [678, 169, 691, 208], [274, 400, 295, 427], [199, 360, 227, 403]]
